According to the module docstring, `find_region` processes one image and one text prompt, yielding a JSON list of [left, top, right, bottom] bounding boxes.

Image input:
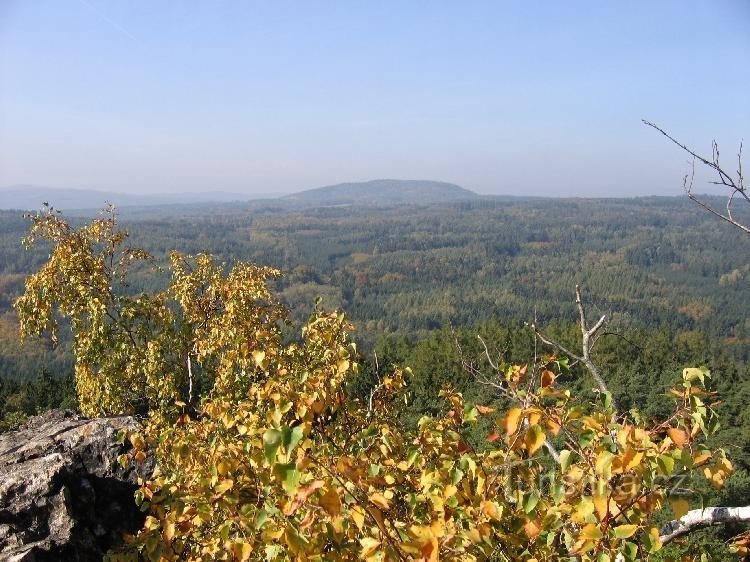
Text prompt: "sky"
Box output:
[[1, 1, 749, 197]]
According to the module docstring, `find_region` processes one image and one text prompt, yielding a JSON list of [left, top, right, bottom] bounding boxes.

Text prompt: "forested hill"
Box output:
[[283, 179, 478, 207], [1, 180, 478, 213]]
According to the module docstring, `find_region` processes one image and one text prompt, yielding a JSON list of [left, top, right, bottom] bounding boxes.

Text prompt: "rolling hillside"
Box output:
[[283, 179, 478, 207]]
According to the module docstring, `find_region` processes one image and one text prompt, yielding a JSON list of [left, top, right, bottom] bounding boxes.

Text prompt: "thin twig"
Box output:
[[644, 120, 749, 234]]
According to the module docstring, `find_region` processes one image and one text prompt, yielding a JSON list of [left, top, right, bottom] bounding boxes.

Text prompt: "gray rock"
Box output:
[[0, 410, 153, 561]]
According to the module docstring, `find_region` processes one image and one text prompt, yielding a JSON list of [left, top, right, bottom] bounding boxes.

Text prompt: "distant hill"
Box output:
[[283, 179, 477, 207], [0, 185, 248, 211]]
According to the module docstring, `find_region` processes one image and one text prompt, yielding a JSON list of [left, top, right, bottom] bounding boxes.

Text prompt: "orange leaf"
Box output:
[[523, 518, 541, 539], [283, 480, 324, 516], [546, 418, 561, 436], [668, 428, 688, 448], [486, 431, 500, 443]]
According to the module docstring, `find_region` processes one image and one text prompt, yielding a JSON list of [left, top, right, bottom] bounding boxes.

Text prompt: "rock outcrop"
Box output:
[[0, 410, 153, 561]]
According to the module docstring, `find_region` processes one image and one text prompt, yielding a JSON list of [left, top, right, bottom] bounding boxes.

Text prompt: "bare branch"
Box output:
[[543, 439, 560, 463], [532, 326, 584, 365], [477, 334, 500, 371], [644, 120, 749, 234], [187, 354, 194, 406], [533, 286, 616, 410], [660, 505, 750, 545], [575, 285, 612, 404]]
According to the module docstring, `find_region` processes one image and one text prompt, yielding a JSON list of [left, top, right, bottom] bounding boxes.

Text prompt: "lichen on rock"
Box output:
[[0, 410, 153, 561]]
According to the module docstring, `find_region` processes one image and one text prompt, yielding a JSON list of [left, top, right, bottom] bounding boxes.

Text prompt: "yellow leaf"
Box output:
[[216, 460, 231, 476], [163, 521, 175, 543], [337, 358, 350, 375], [593, 480, 609, 520], [359, 536, 380, 558], [523, 518, 541, 539], [319, 487, 341, 517], [546, 417, 561, 436], [524, 424, 545, 456], [283, 480, 324, 516], [670, 497, 690, 519], [129, 432, 146, 450], [528, 410, 541, 426], [369, 492, 390, 510], [252, 350, 266, 368], [595, 451, 614, 480], [504, 407, 523, 436], [649, 526, 663, 552], [351, 506, 366, 530], [214, 478, 234, 494], [581, 523, 603, 540], [231, 541, 253, 561], [480, 500, 503, 521], [620, 449, 644, 473], [693, 452, 711, 465]]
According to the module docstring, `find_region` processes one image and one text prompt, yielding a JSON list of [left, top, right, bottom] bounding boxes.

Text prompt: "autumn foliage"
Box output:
[[16, 207, 736, 561]]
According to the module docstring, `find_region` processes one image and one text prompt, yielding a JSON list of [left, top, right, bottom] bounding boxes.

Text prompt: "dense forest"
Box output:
[[2, 196, 750, 418], [6, 196, 749, 560]]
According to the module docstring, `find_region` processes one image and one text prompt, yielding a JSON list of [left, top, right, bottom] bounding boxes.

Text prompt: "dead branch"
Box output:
[[643, 120, 749, 235], [660, 505, 750, 545], [532, 285, 616, 410]]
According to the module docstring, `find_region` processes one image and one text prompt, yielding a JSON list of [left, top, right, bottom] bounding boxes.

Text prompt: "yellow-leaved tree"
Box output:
[[15, 206, 743, 561]]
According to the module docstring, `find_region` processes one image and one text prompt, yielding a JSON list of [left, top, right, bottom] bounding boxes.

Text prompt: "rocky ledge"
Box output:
[[0, 410, 153, 561]]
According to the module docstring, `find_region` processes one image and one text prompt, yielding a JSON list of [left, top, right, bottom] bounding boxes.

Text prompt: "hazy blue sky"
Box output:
[[1, 1, 748, 196]]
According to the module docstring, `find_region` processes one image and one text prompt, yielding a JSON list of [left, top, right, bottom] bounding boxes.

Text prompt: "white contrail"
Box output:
[[77, 0, 138, 43]]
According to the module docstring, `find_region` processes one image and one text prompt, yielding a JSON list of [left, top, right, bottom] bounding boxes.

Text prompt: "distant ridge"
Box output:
[[284, 179, 477, 207], [0, 180, 478, 212], [0, 185, 248, 211]]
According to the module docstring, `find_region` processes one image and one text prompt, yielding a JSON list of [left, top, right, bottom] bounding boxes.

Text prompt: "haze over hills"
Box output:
[[283, 180, 478, 207], [0, 185, 250, 211], [0, 180, 479, 212]]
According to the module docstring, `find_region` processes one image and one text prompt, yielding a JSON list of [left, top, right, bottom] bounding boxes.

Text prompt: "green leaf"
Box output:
[[683, 367, 709, 385], [522, 490, 540, 514], [657, 454, 674, 475], [612, 524, 638, 539], [559, 449, 573, 472], [451, 467, 464, 485], [254, 508, 268, 530], [281, 425, 304, 459], [578, 429, 596, 449], [622, 541, 638, 561], [263, 428, 283, 464], [551, 482, 565, 505], [273, 462, 300, 495], [463, 405, 479, 423]]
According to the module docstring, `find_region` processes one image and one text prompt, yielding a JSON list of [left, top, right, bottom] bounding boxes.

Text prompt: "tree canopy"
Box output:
[[14, 207, 749, 560]]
